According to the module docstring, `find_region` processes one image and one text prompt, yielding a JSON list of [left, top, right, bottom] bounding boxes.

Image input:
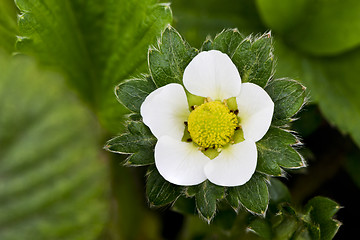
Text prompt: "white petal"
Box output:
[[140, 83, 189, 139], [155, 136, 210, 186], [204, 140, 257, 187], [183, 50, 241, 100], [236, 83, 274, 142]]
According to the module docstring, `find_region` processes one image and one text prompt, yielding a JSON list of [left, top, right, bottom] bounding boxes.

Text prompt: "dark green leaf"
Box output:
[[248, 218, 272, 240], [0, 53, 107, 239], [212, 28, 244, 57], [265, 78, 306, 120], [268, 178, 291, 206], [212, 209, 237, 232], [172, 196, 197, 215], [273, 216, 299, 240], [14, 0, 172, 133], [194, 181, 225, 223], [227, 173, 269, 215], [105, 121, 156, 166], [146, 167, 183, 207], [115, 76, 156, 113], [305, 197, 342, 240], [256, 127, 305, 176], [149, 25, 198, 87], [232, 33, 274, 87]]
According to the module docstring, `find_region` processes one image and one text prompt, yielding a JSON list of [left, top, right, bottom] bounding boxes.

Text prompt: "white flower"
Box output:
[[141, 50, 274, 187]]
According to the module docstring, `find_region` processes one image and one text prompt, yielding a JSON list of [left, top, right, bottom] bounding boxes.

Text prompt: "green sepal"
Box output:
[[212, 28, 245, 57], [249, 197, 341, 240], [149, 25, 198, 87], [232, 32, 274, 87], [304, 197, 342, 240], [115, 76, 156, 113], [172, 196, 197, 215], [194, 180, 225, 223], [227, 173, 269, 215], [146, 166, 183, 207], [200, 37, 213, 51], [248, 218, 272, 240], [256, 127, 305, 176], [104, 121, 156, 166], [265, 78, 306, 121]]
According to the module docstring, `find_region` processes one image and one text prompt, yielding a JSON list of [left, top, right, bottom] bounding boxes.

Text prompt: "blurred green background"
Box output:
[[1, 0, 360, 239]]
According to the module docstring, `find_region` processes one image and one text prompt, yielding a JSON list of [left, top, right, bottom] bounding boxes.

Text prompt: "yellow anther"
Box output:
[[187, 101, 238, 149]]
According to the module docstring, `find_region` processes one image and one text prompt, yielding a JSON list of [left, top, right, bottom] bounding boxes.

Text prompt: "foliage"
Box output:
[[0, 52, 108, 239], [14, 0, 172, 133], [249, 180, 341, 240], [0, 0, 352, 238]]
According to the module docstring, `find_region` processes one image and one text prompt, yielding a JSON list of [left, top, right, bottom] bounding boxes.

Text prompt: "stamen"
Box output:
[[187, 101, 238, 149]]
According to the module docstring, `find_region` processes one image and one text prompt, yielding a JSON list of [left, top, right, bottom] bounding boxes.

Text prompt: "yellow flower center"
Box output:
[[187, 101, 238, 149]]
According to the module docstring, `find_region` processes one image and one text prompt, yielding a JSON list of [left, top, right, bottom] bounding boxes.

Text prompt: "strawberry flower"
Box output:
[[141, 50, 274, 187]]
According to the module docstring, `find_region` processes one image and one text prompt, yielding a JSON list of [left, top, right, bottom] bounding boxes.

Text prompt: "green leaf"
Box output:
[[115, 76, 156, 113], [268, 178, 291, 206], [0, 0, 18, 53], [305, 197, 342, 240], [194, 181, 225, 223], [256, 127, 305, 176], [265, 78, 306, 121], [301, 48, 360, 148], [212, 28, 245, 57], [255, 0, 309, 34], [227, 173, 269, 215], [105, 121, 156, 166], [172, 196, 197, 215], [15, 0, 172, 133], [232, 33, 274, 87], [0, 53, 108, 239], [146, 167, 183, 207], [257, 0, 360, 55], [171, 0, 265, 47], [149, 25, 198, 87]]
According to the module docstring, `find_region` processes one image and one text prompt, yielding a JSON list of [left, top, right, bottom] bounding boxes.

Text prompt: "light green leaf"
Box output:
[[227, 173, 269, 215], [232, 33, 274, 87], [256, 127, 305, 176], [105, 121, 156, 166], [149, 25, 197, 87], [0, 53, 108, 239], [171, 0, 265, 47], [194, 181, 225, 223], [0, 0, 18, 53], [255, 0, 309, 34], [15, 0, 172, 132], [265, 78, 306, 121], [146, 167, 183, 207], [257, 0, 360, 55]]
